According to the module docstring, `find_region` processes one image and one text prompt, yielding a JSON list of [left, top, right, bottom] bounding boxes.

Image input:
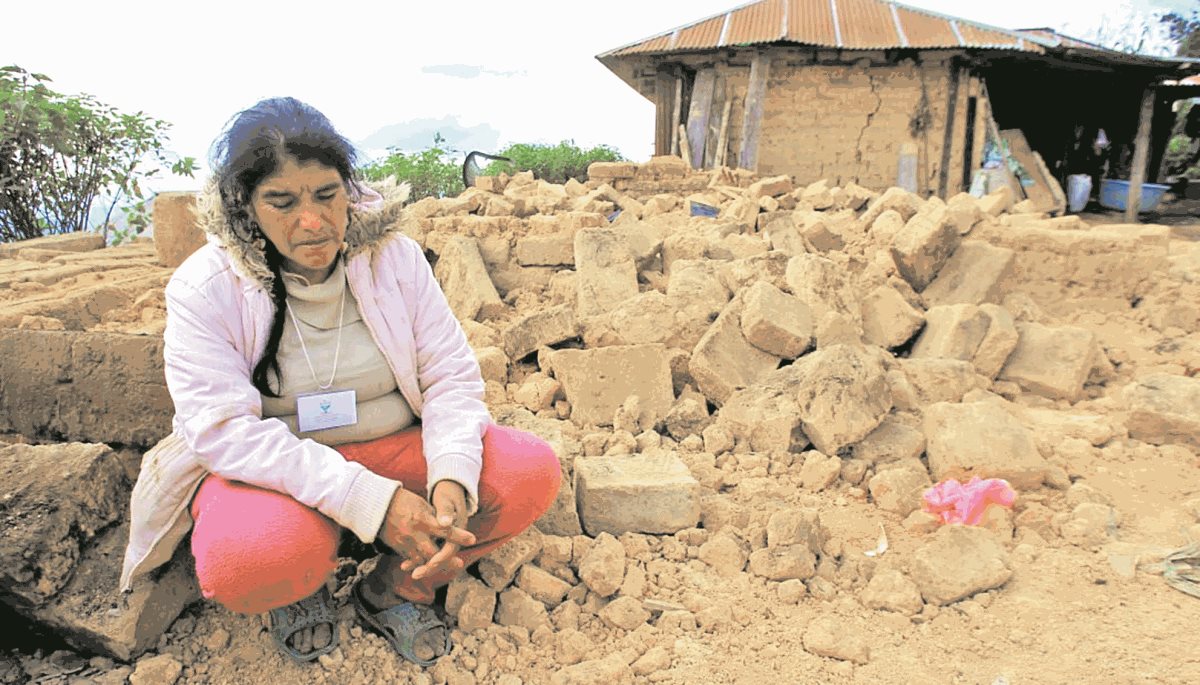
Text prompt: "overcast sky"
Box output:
[[3, 0, 1192, 193]]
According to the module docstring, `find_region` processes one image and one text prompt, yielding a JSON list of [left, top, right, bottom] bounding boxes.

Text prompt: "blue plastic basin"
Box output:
[[1098, 179, 1169, 213]]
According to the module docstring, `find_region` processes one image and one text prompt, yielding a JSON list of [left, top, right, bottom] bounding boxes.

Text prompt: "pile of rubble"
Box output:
[[1, 155, 1199, 684]]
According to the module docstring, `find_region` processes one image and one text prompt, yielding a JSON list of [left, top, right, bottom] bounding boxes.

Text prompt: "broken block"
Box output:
[[151, 192, 204, 268], [739, 281, 813, 359], [748, 175, 795, 199], [923, 401, 1049, 489], [479, 527, 543, 590], [574, 455, 702, 536], [515, 233, 575, 267], [922, 241, 1015, 307], [574, 228, 639, 318], [689, 297, 780, 406], [789, 345, 892, 455], [890, 212, 961, 292], [1123, 374, 1200, 450], [860, 285, 924, 349], [433, 236, 505, 322], [999, 323, 1100, 402], [501, 304, 578, 361], [550, 345, 674, 427]]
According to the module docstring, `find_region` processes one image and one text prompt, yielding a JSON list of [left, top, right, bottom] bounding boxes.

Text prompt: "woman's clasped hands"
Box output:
[[378, 481, 474, 581]]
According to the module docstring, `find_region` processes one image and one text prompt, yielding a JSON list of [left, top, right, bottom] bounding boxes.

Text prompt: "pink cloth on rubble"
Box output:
[[922, 477, 1016, 525]]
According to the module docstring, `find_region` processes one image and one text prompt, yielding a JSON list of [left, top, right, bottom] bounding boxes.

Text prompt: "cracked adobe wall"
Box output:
[[758, 53, 961, 194]]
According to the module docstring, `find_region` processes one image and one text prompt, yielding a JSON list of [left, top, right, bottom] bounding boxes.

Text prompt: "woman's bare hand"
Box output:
[[378, 488, 473, 569], [409, 481, 471, 581]]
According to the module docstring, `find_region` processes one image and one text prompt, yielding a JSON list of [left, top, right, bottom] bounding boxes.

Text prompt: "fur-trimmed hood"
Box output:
[[193, 176, 411, 290]]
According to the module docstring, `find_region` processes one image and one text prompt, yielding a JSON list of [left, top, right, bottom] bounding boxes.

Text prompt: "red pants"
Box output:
[[189, 424, 560, 614]]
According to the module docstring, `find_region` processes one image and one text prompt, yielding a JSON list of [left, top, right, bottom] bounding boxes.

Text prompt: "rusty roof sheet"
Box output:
[[599, 0, 1046, 57]]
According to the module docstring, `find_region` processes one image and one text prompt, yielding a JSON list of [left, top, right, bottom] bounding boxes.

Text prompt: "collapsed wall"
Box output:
[[1, 155, 1199, 681]]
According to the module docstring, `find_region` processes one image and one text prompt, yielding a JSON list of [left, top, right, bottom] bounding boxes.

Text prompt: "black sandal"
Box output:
[[267, 585, 339, 663], [351, 583, 451, 667]]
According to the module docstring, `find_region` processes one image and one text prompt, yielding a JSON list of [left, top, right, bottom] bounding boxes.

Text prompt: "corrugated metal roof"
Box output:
[[599, 0, 1045, 57]]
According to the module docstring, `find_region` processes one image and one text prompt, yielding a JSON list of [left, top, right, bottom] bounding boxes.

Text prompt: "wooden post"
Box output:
[[715, 98, 733, 168], [1127, 87, 1156, 223], [685, 68, 716, 170], [679, 124, 693, 170], [655, 66, 676, 157], [937, 64, 962, 198], [670, 77, 683, 156], [739, 52, 769, 171]]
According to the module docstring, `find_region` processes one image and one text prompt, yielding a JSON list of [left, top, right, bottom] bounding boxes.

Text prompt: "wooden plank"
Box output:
[[938, 64, 962, 198], [685, 68, 716, 170], [670, 77, 683, 156], [655, 67, 676, 157], [1001, 129, 1065, 215], [1127, 87, 1155, 223], [739, 53, 769, 171], [715, 98, 733, 168], [679, 124, 693, 170], [703, 72, 726, 169]]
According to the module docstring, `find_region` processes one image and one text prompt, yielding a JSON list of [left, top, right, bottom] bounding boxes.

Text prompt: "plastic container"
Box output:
[[1067, 174, 1092, 213], [1098, 178, 1169, 213]]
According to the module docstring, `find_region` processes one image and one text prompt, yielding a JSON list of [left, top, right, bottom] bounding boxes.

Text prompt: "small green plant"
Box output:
[[360, 133, 463, 201], [0, 65, 196, 243], [481, 140, 623, 184]]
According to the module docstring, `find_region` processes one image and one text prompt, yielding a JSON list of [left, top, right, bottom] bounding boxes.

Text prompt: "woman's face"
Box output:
[[250, 156, 350, 283]]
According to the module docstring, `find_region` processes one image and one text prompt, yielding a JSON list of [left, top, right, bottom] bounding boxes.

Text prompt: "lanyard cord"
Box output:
[[284, 283, 347, 392]]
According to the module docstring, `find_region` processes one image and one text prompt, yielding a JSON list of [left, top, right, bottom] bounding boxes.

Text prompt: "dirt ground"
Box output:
[[1, 168, 1199, 685]]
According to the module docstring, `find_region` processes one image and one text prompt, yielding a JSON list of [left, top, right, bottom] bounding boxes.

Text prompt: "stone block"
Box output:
[[999, 323, 1099, 402], [502, 304, 578, 361], [861, 569, 924, 615], [717, 371, 807, 454], [858, 187, 924, 229], [587, 162, 637, 181], [574, 228, 639, 318], [688, 297, 780, 406], [151, 192, 204, 269], [475, 346, 508, 384], [785, 253, 857, 322], [535, 468, 583, 536], [800, 179, 835, 209], [720, 197, 760, 229], [479, 527, 543, 590], [789, 345, 892, 455], [0, 331, 172, 448], [433, 236, 504, 322], [978, 186, 1015, 216], [896, 358, 989, 406], [890, 212, 961, 292], [578, 532, 625, 598], [923, 241, 1014, 306], [923, 401, 1048, 489], [861, 285, 924, 349], [28, 525, 199, 661], [448, 576, 496, 633], [516, 565, 571, 608], [1123, 374, 1200, 450], [803, 615, 870, 664], [868, 465, 931, 516], [574, 455, 701, 536], [0, 232, 105, 259], [852, 418, 926, 465], [766, 508, 826, 552], [912, 304, 1017, 379], [748, 545, 817, 581], [599, 595, 650, 631], [0, 443, 129, 608], [748, 175, 794, 199], [550, 345, 673, 427], [496, 587, 550, 631], [515, 233, 575, 266], [739, 281, 813, 358], [944, 194, 984, 235], [909, 526, 1011, 605]]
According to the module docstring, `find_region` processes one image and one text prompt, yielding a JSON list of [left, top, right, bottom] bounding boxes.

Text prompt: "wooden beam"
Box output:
[[715, 98, 733, 168], [685, 68, 716, 170], [654, 66, 675, 157], [703, 72, 727, 169], [1126, 87, 1155, 223], [739, 53, 769, 171], [937, 64, 962, 198], [670, 77, 683, 156]]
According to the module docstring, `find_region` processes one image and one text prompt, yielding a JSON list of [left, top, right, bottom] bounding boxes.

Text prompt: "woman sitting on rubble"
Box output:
[[120, 97, 560, 666]]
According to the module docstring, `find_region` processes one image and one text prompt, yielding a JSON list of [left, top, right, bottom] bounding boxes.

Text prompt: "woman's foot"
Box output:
[[267, 586, 339, 663], [356, 571, 450, 664]]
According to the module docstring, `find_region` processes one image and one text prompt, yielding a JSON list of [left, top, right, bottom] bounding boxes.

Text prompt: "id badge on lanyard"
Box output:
[[296, 389, 358, 433]]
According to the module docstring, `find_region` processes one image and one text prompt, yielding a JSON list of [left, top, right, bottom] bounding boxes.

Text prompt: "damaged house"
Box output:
[[598, 0, 1200, 218]]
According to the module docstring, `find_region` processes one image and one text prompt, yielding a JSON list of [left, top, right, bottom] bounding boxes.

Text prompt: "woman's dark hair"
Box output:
[[208, 97, 360, 397]]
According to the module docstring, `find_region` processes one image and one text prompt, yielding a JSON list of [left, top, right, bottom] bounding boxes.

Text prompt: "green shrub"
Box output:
[[482, 140, 624, 184], [360, 133, 463, 201], [0, 65, 196, 243]]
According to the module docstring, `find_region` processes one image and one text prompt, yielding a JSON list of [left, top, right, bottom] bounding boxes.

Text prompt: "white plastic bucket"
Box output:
[[1067, 174, 1092, 213]]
